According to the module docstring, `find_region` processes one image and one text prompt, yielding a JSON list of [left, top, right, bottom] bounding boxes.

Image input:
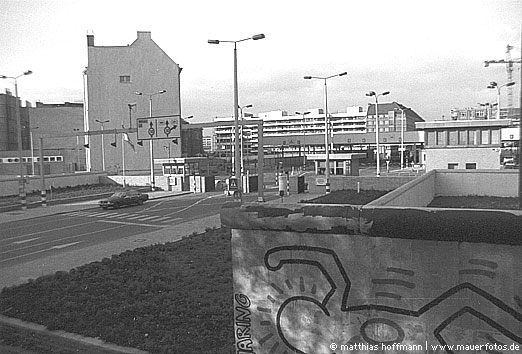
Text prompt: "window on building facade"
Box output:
[[459, 130, 468, 145], [468, 130, 476, 145], [427, 131, 436, 146], [448, 163, 458, 169], [491, 129, 500, 145], [437, 131, 446, 146], [465, 163, 477, 169], [119, 75, 131, 83], [481, 130, 490, 145], [448, 130, 458, 145]]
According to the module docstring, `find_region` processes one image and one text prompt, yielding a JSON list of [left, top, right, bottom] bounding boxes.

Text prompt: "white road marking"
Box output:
[[2, 220, 100, 242], [0, 224, 128, 263], [12, 237, 40, 245], [51, 241, 81, 249], [137, 215, 162, 221]]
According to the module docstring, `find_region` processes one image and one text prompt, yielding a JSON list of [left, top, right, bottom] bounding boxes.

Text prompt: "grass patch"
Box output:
[[428, 196, 520, 210], [0, 228, 234, 354]]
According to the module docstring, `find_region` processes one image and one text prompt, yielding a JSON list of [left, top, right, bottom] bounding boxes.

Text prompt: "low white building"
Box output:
[[416, 119, 512, 171]]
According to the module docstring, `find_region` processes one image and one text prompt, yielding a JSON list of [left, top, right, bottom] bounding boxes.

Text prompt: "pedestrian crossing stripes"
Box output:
[[66, 210, 182, 225]]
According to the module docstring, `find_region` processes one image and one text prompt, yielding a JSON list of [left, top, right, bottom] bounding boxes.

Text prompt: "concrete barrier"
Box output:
[[0, 172, 108, 197], [222, 202, 522, 354], [307, 175, 416, 194]]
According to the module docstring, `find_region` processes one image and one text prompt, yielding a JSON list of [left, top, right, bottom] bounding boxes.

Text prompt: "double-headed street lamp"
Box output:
[[296, 111, 310, 169], [366, 91, 390, 176], [394, 107, 405, 170], [304, 72, 347, 194], [1, 70, 33, 210], [487, 81, 516, 119], [136, 90, 167, 191], [208, 33, 265, 194]]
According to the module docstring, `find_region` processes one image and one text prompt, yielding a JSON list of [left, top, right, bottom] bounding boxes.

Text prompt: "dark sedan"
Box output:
[[99, 190, 149, 209]]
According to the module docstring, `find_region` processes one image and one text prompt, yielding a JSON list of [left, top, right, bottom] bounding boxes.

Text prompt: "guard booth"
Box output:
[[155, 157, 226, 192], [307, 153, 365, 176]]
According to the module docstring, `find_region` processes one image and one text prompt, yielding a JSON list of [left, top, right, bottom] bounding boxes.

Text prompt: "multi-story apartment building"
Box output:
[[213, 103, 426, 169], [85, 31, 183, 174], [366, 102, 425, 133]]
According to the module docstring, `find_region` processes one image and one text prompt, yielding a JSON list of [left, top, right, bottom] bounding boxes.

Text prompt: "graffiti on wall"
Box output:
[[233, 233, 522, 354]]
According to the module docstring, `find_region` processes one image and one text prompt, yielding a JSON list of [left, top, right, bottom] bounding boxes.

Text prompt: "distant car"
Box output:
[[504, 161, 518, 169], [99, 190, 149, 209], [503, 157, 518, 169]]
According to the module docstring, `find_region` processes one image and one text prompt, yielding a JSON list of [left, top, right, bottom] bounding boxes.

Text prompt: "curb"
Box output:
[[0, 315, 149, 354]]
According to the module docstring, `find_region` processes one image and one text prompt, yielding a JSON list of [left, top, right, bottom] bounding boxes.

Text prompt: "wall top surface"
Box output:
[[221, 202, 522, 245]]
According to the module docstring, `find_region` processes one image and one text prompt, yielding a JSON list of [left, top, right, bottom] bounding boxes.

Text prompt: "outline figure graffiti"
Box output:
[[264, 245, 522, 354]]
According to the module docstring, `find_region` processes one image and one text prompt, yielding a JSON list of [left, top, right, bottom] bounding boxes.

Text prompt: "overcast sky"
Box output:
[[1, 0, 521, 122]]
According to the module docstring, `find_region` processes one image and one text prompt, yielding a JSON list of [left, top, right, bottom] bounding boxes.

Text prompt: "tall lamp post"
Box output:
[[208, 33, 265, 195], [304, 72, 347, 194], [239, 104, 252, 175], [366, 91, 390, 176], [30, 126, 39, 175], [296, 111, 310, 170], [95, 119, 110, 171], [1, 70, 33, 210], [487, 81, 516, 119], [136, 90, 166, 191], [394, 107, 405, 170]]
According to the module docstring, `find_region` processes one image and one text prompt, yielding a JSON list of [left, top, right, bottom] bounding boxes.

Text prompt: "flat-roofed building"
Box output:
[[416, 119, 512, 171]]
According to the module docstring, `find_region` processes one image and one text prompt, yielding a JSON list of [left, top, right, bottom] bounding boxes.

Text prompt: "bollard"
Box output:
[[41, 189, 47, 207]]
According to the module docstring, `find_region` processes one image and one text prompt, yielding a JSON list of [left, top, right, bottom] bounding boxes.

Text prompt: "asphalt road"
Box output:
[[0, 191, 278, 268]]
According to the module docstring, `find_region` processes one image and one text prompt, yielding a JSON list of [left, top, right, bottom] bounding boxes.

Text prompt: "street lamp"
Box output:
[[304, 72, 347, 194], [296, 111, 310, 170], [487, 81, 516, 119], [366, 91, 390, 176], [127, 103, 137, 128], [208, 33, 265, 195], [136, 90, 167, 191], [95, 119, 110, 171], [394, 107, 405, 170], [239, 104, 252, 175], [1, 70, 33, 210], [30, 126, 39, 175]]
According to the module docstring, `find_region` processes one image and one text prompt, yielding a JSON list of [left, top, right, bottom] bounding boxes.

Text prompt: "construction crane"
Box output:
[[484, 44, 521, 115]]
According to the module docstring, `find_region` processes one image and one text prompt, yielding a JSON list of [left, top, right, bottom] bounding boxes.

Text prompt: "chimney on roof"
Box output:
[[137, 31, 152, 40], [87, 34, 94, 47]]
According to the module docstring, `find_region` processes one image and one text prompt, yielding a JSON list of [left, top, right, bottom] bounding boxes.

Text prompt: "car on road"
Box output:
[[99, 190, 149, 209], [503, 157, 519, 169]]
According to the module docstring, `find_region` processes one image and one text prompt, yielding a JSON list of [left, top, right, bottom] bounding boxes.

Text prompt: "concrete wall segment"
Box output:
[[225, 202, 522, 354], [366, 171, 436, 207], [435, 170, 518, 197]]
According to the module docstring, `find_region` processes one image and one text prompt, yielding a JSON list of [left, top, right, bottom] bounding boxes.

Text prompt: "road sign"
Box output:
[[137, 115, 181, 140], [228, 177, 238, 191]]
